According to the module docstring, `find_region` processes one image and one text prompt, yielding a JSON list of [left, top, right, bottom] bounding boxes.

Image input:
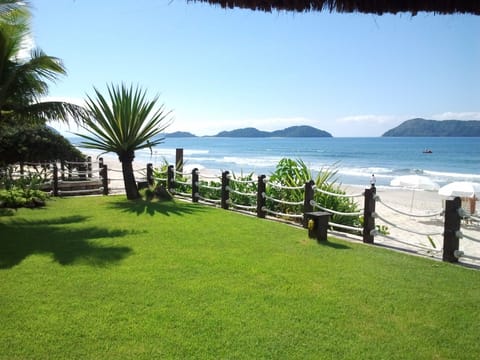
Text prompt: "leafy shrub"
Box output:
[[152, 157, 361, 230], [228, 171, 257, 207], [0, 173, 49, 209], [267, 158, 361, 228]]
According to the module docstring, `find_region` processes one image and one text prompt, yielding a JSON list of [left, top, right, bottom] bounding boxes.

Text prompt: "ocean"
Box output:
[[77, 137, 480, 188]]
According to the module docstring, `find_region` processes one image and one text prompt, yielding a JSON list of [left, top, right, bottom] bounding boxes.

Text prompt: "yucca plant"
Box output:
[[78, 84, 172, 200]]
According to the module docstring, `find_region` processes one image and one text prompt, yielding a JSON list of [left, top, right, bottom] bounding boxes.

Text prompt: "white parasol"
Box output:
[[390, 175, 440, 191], [438, 181, 480, 198], [390, 175, 440, 211]]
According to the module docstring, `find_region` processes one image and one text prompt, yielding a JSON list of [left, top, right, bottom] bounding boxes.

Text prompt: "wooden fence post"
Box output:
[[147, 163, 154, 186], [192, 168, 199, 203], [221, 171, 230, 210], [303, 180, 315, 227], [176, 148, 184, 174], [79, 158, 86, 180], [257, 174, 266, 218], [52, 164, 59, 197], [87, 156, 92, 178], [100, 165, 109, 195], [363, 185, 376, 243], [60, 160, 65, 181], [167, 165, 175, 192], [443, 197, 462, 263]]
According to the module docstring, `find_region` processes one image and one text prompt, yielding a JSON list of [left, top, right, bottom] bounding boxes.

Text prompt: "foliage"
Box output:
[[153, 158, 360, 228], [151, 159, 170, 190], [0, 123, 85, 166], [198, 177, 221, 202], [77, 83, 172, 200], [0, 172, 49, 208], [1, 196, 480, 359], [0, 2, 87, 125], [228, 171, 257, 207], [267, 158, 360, 228]]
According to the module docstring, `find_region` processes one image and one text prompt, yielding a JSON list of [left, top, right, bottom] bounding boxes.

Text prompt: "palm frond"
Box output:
[[8, 101, 89, 124]]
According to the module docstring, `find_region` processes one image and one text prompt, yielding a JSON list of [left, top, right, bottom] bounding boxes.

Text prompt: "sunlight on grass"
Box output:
[[1, 196, 479, 359]]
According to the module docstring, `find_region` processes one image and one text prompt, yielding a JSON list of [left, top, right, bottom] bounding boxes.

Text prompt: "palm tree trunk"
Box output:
[[119, 151, 140, 200]]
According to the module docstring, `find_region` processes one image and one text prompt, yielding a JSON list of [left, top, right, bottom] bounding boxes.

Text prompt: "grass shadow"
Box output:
[[319, 239, 351, 250], [0, 215, 133, 269], [109, 198, 205, 217]]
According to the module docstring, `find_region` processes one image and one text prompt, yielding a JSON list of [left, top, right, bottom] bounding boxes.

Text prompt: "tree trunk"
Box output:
[[119, 151, 140, 200]]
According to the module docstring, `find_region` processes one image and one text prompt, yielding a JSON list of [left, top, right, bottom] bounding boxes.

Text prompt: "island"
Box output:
[[213, 125, 332, 138], [164, 131, 197, 138], [383, 118, 480, 137]]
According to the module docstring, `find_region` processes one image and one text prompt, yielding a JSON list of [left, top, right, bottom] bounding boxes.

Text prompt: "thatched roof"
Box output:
[[188, 0, 480, 15]]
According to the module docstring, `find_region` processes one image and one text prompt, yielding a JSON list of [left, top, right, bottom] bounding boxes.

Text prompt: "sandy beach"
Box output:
[[92, 152, 480, 268]]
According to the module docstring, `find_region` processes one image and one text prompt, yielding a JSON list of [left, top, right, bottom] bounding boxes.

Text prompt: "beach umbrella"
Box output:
[[390, 175, 440, 191], [438, 181, 480, 198], [390, 175, 440, 211]]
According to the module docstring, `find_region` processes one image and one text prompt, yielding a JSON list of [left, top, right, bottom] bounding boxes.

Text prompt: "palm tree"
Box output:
[[78, 83, 172, 200], [0, 0, 24, 16], [0, 2, 87, 126]]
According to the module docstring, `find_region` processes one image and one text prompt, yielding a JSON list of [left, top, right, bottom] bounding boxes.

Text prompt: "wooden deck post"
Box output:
[[100, 165, 109, 195], [192, 168, 199, 203], [221, 171, 230, 210], [60, 160, 65, 181], [443, 197, 462, 263], [52, 164, 59, 197], [363, 185, 376, 244], [176, 148, 184, 174], [146, 163, 154, 186], [87, 156, 92, 178], [167, 165, 175, 192], [257, 175, 267, 218], [303, 180, 315, 227]]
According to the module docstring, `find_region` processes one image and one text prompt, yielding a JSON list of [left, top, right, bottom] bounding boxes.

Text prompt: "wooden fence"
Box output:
[[2, 157, 477, 265]]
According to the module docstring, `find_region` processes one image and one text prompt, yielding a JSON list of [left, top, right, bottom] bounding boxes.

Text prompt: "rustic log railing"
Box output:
[[3, 156, 478, 266]]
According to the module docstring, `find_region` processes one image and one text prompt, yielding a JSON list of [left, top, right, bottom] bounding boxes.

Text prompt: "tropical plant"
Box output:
[[0, 171, 49, 208], [267, 158, 360, 228], [0, 1, 87, 126], [78, 83, 172, 200], [228, 171, 257, 207]]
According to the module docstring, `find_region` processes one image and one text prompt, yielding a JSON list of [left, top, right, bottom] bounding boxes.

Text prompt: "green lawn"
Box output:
[[1, 196, 479, 359]]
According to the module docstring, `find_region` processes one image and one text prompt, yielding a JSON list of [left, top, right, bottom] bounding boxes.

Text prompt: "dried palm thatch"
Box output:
[[188, 0, 480, 15]]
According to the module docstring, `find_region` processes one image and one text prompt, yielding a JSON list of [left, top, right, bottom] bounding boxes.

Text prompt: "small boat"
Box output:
[[422, 149, 432, 154]]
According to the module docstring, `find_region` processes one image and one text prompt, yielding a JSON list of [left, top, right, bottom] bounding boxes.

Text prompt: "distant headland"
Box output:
[[383, 118, 480, 137], [164, 125, 332, 138], [163, 119, 480, 138]]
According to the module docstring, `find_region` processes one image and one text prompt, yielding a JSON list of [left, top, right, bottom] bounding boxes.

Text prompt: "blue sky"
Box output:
[[32, 0, 480, 137]]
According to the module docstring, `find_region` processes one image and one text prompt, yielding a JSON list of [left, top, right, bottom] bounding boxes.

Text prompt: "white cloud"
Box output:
[[430, 112, 480, 120], [330, 114, 409, 137], [336, 114, 401, 125]]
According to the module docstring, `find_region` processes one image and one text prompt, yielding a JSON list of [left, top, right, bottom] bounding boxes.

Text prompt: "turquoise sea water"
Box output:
[[77, 137, 480, 187]]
